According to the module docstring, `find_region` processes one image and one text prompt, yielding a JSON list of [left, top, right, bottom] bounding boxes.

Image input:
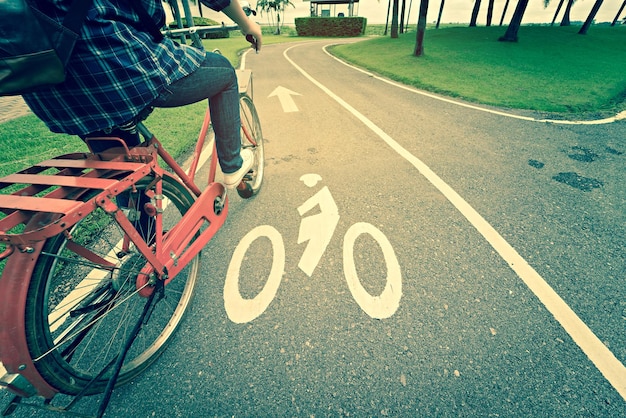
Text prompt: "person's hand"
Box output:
[[223, 1, 263, 52], [241, 21, 262, 52]]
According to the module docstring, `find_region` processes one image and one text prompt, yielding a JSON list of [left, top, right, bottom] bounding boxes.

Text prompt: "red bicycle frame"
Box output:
[[0, 107, 229, 399]]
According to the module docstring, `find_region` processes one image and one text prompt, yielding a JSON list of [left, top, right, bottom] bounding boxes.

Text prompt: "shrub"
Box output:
[[295, 17, 367, 37], [168, 16, 229, 39]]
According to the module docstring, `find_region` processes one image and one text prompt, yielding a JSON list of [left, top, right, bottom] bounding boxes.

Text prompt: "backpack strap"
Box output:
[[54, 0, 93, 63], [129, 0, 164, 43]]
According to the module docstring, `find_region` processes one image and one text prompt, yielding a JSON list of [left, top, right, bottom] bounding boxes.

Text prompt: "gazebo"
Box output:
[[307, 0, 360, 18]]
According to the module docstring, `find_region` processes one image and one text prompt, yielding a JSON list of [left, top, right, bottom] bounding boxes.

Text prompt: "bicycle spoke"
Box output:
[[24, 164, 199, 395]]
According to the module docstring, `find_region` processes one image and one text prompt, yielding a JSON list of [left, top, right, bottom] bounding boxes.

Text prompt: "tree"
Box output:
[[391, 0, 400, 38], [499, 0, 511, 25], [400, 0, 407, 33], [414, 0, 429, 56], [405, 0, 414, 29], [499, 0, 530, 42], [436, 0, 446, 28], [550, 0, 566, 26], [486, 0, 495, 25], [579, 0, 604, 34], [560, 0, 575, 26], [256, 0, 294, 35], [385, 0, 391, 35], [470, 0, 481, 26], [612, 0, 626, 26]]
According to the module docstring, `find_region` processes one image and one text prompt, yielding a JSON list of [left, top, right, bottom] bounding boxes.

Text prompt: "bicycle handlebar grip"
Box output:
[[245, 34, 258, 53]]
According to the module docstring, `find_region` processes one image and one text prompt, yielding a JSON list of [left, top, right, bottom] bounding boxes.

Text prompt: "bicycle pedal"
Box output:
[[236, 182, 254, 199]]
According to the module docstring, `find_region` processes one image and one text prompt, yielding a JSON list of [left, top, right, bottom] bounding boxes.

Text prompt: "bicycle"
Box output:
[[0, 17, 264, 418]]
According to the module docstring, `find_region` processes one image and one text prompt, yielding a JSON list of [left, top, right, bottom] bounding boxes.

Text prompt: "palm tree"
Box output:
[[400, 0, 407, 33], [436, 0, 446, 28], [486, 0, 495, 25], [256, 0, 294, 34], [560, 0, 575, 26], [612, 0, 626, 26], [499, 0, 511, 25], [550, 0, 565, 26], [499, 0, 530, 42], [391, 0, 400, 38], [470, 0, 481, 26], [414, 0, 429, 55], [579, 0, 604, 34]]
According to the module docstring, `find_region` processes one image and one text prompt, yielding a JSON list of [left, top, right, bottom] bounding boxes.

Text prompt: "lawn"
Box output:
[[2, 24, 624, 179], [331, 25, 626, 114]]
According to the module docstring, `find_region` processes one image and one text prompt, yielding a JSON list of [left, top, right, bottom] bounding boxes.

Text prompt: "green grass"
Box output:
[[0, 31, 311, 180], [2, 25, 624, 180], [332, 25, 626, 114]]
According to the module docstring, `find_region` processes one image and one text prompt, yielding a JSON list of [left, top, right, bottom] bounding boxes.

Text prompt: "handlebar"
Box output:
[[163, 0, 258, 51], [162, 24, 238, 38], [163, 24, 258, 53]]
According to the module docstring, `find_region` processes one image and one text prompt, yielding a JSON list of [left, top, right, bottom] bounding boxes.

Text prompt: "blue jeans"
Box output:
[[150, 52, 243, 174]]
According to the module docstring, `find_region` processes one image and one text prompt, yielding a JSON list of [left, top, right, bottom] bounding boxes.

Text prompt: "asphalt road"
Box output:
[[2, 40, 625, 417]]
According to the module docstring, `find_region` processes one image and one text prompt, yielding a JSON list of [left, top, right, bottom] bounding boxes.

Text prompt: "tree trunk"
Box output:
[[391, 0, 400, 38], [486, 0, 495, 26], [499, 0, 510, 25], [579, 0, 605, 34], [561, 0, 574, 26], [400, 0, 407, 33], [405, 0, 413, 30], [551, 0, 565, 26], [436, 0, 446, 28], [470, 0, 481, 26], [499, 0, 530, 42], [611, 0, 626, 26], [385, 0, 391, 35], [414, 0, 430, 56]]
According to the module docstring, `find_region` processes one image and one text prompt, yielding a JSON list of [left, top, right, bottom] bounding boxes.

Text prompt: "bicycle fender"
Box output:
[[0, 242, 58, 399]]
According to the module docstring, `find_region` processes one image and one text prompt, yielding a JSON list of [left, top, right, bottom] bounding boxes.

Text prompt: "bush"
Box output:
[[295, 17, 367, 37], [168, 16, 230, 39]]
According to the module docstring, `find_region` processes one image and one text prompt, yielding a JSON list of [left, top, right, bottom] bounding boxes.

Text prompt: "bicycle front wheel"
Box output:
[[238, 94, 264, 198], [24, 173, 199, 395]]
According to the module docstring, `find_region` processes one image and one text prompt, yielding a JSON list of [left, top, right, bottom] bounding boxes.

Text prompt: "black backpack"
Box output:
[[0, 0, 92, 96]]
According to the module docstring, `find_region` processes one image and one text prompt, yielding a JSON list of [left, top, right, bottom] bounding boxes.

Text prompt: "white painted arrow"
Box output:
[[268, 86, 301, 113]]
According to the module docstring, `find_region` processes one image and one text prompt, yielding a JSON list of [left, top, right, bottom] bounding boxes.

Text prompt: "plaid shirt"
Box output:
[[23, 0, 230, 136]]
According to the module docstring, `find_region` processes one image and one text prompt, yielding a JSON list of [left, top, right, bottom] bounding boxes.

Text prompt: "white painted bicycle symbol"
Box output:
[[224, 174, 402, 323]]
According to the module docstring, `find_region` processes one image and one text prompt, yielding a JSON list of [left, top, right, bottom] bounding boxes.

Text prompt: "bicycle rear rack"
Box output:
[[0, 145, 156, 257], [0, 144, 163, 417]]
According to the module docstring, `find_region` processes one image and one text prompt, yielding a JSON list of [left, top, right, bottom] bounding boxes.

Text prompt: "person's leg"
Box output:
[[150, 52, 243, 174]]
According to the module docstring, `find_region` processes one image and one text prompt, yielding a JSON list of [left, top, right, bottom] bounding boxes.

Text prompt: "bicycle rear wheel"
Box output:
[[24, 173, 199, 395], [238, 94, 264, 198]]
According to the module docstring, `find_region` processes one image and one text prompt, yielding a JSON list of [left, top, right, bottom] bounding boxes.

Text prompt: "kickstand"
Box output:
[[2, 280, 165, 418], [95, 279, 163, 418]]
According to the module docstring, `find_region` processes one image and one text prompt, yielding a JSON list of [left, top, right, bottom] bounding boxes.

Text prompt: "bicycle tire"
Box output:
[[23, 173, 199, 395], [238, 94, 264, 198]]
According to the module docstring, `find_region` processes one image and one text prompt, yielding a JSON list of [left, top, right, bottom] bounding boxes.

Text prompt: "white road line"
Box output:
[[240, 48, 252, 70], [282, 43, 626, 401], [322, 45, 626, 125]]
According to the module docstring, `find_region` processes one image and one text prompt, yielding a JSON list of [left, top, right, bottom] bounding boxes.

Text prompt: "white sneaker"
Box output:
[[223, 149, 254, 189]]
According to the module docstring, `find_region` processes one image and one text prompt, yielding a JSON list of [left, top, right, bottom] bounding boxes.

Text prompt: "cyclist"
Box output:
[[23, 0, 262, 188]]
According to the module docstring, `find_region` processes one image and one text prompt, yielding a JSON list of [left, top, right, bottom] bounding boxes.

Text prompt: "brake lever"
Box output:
[[245, 34, 259, 54]]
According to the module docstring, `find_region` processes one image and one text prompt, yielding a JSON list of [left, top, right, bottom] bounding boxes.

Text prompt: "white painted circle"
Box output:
[[224, 225, 285, 323], [343, 222, 402, 319]]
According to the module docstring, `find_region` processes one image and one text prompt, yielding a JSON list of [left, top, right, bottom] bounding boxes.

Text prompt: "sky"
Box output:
[[250, 0, 625, 25]]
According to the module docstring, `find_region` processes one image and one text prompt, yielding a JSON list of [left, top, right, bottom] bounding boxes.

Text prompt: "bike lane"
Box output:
[[12, 40, 621, 417], [218, 41, 625, 415]]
